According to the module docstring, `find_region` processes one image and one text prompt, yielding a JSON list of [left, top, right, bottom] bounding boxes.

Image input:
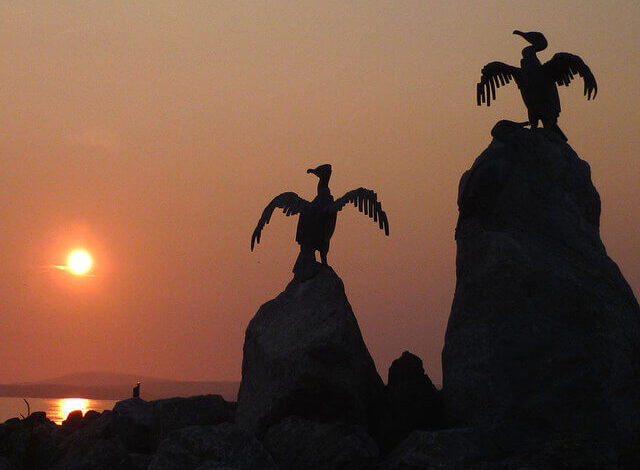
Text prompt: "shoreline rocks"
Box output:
[[0, 394, 236, 470]]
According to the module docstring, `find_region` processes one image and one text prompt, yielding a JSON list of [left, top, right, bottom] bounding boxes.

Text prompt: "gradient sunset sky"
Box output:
[[1, 1, 638, 385]]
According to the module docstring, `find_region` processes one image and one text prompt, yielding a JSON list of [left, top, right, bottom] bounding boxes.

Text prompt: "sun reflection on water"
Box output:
[[50, 398, 90, 424]]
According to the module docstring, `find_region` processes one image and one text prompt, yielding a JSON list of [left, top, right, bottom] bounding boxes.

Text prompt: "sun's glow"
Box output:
[[67, 250, 92, 275], [60, 398, 89, 421]]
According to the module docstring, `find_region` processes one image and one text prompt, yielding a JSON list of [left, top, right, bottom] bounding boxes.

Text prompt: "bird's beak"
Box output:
[[513, 30, 524, 37], [307, 168, 316, 175]]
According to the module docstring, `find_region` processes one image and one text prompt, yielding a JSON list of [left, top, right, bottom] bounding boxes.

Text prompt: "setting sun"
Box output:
[[68, 250, 92, 275]]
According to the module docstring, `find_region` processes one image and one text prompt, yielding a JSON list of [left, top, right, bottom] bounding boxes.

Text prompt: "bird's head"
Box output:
[[307, 164, 332, 185], [513, 30, 547, 52]]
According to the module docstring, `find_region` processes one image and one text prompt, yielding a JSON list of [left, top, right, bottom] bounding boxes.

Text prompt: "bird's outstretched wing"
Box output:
[[477, 62, 521, 106], [543, 53, 597, 100], [251, 192, 309, 251], [333, 188, 389, 236]]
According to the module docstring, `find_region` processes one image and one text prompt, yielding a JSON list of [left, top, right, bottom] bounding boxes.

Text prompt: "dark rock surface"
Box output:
[[111, 398, 154, 453], [128, 453, 154, 470], [148, 423, 277, 470], [53, 410, 115, 466], [381, 427, 509, 470], [0, 412, 58, 470], [263, 416, 379, 470], [383, 351, 443, 450], [236, 265, 385, 437], [49, 437, 130, 470], [112, 394, 233, 453], [381, 426, 617, 470], [61, 410, 83, 432], [442, 126, 640, 455], [0, 410, 116, 470], [81, 410, 100, 426]]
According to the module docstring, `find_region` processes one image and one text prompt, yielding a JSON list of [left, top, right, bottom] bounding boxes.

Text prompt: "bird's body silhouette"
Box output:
[[477, 31, 597, 140], [251, 164, 389, 279]]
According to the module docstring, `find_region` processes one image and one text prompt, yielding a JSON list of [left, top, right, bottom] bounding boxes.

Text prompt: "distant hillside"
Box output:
[[36, 372, 166, 386], [0, 371, 239, 401]]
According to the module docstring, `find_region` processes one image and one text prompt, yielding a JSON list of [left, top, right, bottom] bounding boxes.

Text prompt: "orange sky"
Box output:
[[0, 1, 638, 385]]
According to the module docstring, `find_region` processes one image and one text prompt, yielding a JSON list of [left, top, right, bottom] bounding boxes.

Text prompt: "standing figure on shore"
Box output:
[[477, 30, 598, 140], [251, 164, 389, 280]]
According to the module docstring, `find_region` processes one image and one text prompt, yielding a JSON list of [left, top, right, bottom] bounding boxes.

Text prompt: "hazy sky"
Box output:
[[1, 1, 638, 385]]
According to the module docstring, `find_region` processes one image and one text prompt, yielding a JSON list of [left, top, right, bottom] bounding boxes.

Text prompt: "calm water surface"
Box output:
[[0, 397, 116, 424]]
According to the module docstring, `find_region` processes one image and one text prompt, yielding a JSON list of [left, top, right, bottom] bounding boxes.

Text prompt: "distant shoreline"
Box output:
[[0, 381, 239, 402]]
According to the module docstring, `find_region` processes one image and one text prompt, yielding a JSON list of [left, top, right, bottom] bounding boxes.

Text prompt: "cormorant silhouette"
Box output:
[[477, 30, 597, 140], [251, 164, 389, 279]]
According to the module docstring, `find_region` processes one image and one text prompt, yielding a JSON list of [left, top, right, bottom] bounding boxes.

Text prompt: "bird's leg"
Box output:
[[528, 112, 539, 129], [320, 250, 328, 265]]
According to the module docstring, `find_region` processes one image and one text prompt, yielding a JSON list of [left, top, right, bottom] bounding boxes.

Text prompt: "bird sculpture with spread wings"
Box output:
[[477, 30, 597, 140], [251, 164, 389, 280]]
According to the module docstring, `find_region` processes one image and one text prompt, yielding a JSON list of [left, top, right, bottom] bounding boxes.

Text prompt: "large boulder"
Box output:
[[61, 410, 84, 432], [236, 265, 385, 437], [442, 125, 640, 455], [111, 398, 154, 453], [112, 395, 233, 453]]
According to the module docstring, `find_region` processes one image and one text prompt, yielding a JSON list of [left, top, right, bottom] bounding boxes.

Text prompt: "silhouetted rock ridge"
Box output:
[[442, 125, 640, 457], [382, 351, 443, 450]]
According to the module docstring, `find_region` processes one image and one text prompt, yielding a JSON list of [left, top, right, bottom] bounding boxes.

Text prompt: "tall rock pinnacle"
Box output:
[[442, 123, 640, 455]]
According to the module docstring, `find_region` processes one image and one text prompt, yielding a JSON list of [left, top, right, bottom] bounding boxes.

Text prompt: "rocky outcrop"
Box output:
[[442, 125, 640, 456], [148, 423, 277, 470], [382, 351, 443, 450], [0, 395, 235, 470], [50, 437, 130, 470], [236, 265, 385, 437], [111, 395, 233, 453], [0, 412, 59, 469], [55, 410, 114, 458], [263, 416, 379, 470], [60, 411, 83, 433]]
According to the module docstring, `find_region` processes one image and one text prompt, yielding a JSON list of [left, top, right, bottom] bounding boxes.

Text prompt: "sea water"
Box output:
[[0, 397, 116, 425]]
